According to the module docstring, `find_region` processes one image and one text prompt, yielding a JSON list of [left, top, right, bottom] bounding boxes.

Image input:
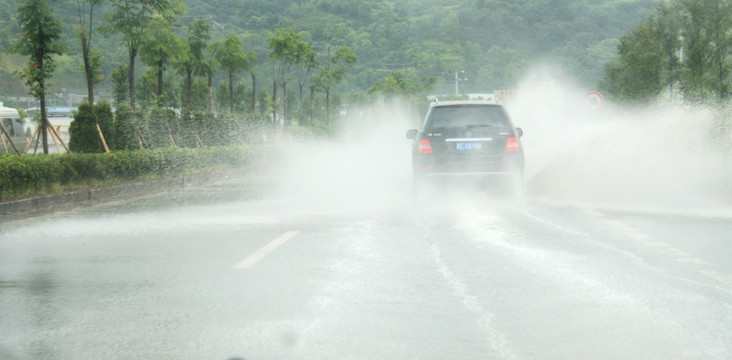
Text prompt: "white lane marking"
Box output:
[[576, 205, 673, 250], [700, 270, 732, 286], [233, 231, 300, 270], [430, 243, 518, 360], [576, 205, 729, 286], [678, 257, 711, 265]]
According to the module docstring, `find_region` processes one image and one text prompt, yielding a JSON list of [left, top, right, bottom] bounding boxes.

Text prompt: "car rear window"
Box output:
[[425, 105, 511, 129]]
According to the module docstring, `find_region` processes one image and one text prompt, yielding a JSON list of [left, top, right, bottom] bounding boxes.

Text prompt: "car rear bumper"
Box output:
[[413, 155, 523, 176], [421, 171, 520, 178], [412, 169, 524, 195]]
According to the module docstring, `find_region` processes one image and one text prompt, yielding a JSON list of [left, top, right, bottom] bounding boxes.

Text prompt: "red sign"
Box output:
[[586, 91, 603, 108]]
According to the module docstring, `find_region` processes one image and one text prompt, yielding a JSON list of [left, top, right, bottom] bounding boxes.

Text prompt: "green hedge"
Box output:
[[286, 124, 336, 139], [0, 145, 252, 200]]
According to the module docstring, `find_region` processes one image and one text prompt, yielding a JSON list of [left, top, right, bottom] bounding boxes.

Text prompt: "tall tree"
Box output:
[[314, 46, 357, 126], [200, 56, 219, 113], [268, 28, 301, 125], [101, 0, 186, 108], [601, 18, 665, 102], [655, 2, 683, 84], [247, 51, 258, 113], [175, 19, 211, 112], [293, 40, 317, 126], [705, 0, 732, 98], [10, 0, 68, 154], [308, 58, 321, 126], [74, 0, 103, 104], [212, 35, 252, 113], [139, 14, 185, 107], [679, 0, 713, 97], [111, 62, 130, 104]]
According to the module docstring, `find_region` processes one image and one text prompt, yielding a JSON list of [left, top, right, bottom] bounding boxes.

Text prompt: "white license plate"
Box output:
[[456, 142, 482, 151]]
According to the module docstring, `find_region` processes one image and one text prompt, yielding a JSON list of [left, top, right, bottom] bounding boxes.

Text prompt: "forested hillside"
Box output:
[[0, 0, 657, 108], [206, 0, 657, 91]]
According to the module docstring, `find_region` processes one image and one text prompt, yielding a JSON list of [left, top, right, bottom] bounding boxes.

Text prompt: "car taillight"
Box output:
[[505, 137, 519, 152], [418, 138, 433, 154]]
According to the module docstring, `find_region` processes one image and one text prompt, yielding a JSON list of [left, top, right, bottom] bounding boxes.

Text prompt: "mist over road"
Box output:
[[1, 166, 731, 359], [2, 87, 732, 359]]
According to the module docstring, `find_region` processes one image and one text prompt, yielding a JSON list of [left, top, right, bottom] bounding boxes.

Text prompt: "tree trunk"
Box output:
[[129, 47, 137, 108], [228, 73, 234, 113], [40, 93, 49, 154], [272, 78, 277, 123], [282, 81, 287, 126], [185, 67, 192, 111], [720, 61, 725, 98], [309, 86, 315, 126], [298, 81, 304, 126], [156, 58, 164, 107], [81, 34, 94, 104], [207, 73, 214, 113], [81, 5, 95, 105], [325, 87, 330, 127], [251, 72, 256, 113], [38, 47, 48, 154]]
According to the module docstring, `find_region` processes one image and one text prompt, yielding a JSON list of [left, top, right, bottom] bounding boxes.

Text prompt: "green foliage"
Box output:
[[2, 0, 666, 111], [174, 19, 212, 111], [257, 89, 272, 116], [212, 35, 253, 113], [194, 111, 216, 145], [476, 46, 528, 91], [315, 46, 357, 92], [0, 145, 252, 199], [286, 124, 335, 139], [215, 80, 247, 113], [140, 15, 187, 106], [601, 0, 732, 102], [180, 77, 210, 112], [69, 102, 103, 153], [100, 0, 187, 107], [113, 103, 143, 150], [145, 107, 179, 147], [111, 63, 130, 104], [17, 107, 28, 120], [136, 68, 180, 108], [96, 101, 115, 149], [9, 0, 67, 103], [368, 72, 435, 97], [178, 110, 197, 147], [73, 0, 104, 103], [313, 46, 357, 125], [601, 18, 666, 103], [268, 28, 315, 124]]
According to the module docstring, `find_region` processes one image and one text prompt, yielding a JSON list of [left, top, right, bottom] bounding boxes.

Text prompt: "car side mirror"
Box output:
[[406, 129, 418, 140], [515, 127, 523, 137]]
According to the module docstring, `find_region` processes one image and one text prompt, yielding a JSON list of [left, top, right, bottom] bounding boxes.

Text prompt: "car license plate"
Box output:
[[456, 142, 482, 151]]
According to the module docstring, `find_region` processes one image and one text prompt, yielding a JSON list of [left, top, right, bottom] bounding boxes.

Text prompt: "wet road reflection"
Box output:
[[1, 175, 731, 359]]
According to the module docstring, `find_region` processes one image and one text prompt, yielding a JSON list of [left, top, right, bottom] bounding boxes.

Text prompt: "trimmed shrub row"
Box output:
[[0, 146, 252, 200]]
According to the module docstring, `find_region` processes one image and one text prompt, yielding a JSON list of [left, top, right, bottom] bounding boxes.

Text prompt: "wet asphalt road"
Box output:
[[1, 175, 732, 360]]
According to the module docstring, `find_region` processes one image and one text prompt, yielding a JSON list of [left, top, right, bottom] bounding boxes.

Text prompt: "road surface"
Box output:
[[1, 170, 731, 360]]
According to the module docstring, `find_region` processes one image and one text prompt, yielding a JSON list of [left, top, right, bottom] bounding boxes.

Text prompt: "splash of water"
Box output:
[[272, 67, 731, 213], [508, 66, 731, 208]]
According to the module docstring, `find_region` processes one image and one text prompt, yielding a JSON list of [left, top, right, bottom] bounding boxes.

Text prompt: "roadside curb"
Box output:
[[569, 201, 732, 223], [0, 168, 252, 223]]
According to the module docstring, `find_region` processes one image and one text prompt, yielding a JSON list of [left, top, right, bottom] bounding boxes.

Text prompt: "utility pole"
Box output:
[[455, 70, 467, 95], [455, 71, 458, 95]]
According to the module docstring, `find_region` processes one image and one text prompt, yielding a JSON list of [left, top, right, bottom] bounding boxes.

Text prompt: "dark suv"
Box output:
[[406, 100, 524, 192]]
